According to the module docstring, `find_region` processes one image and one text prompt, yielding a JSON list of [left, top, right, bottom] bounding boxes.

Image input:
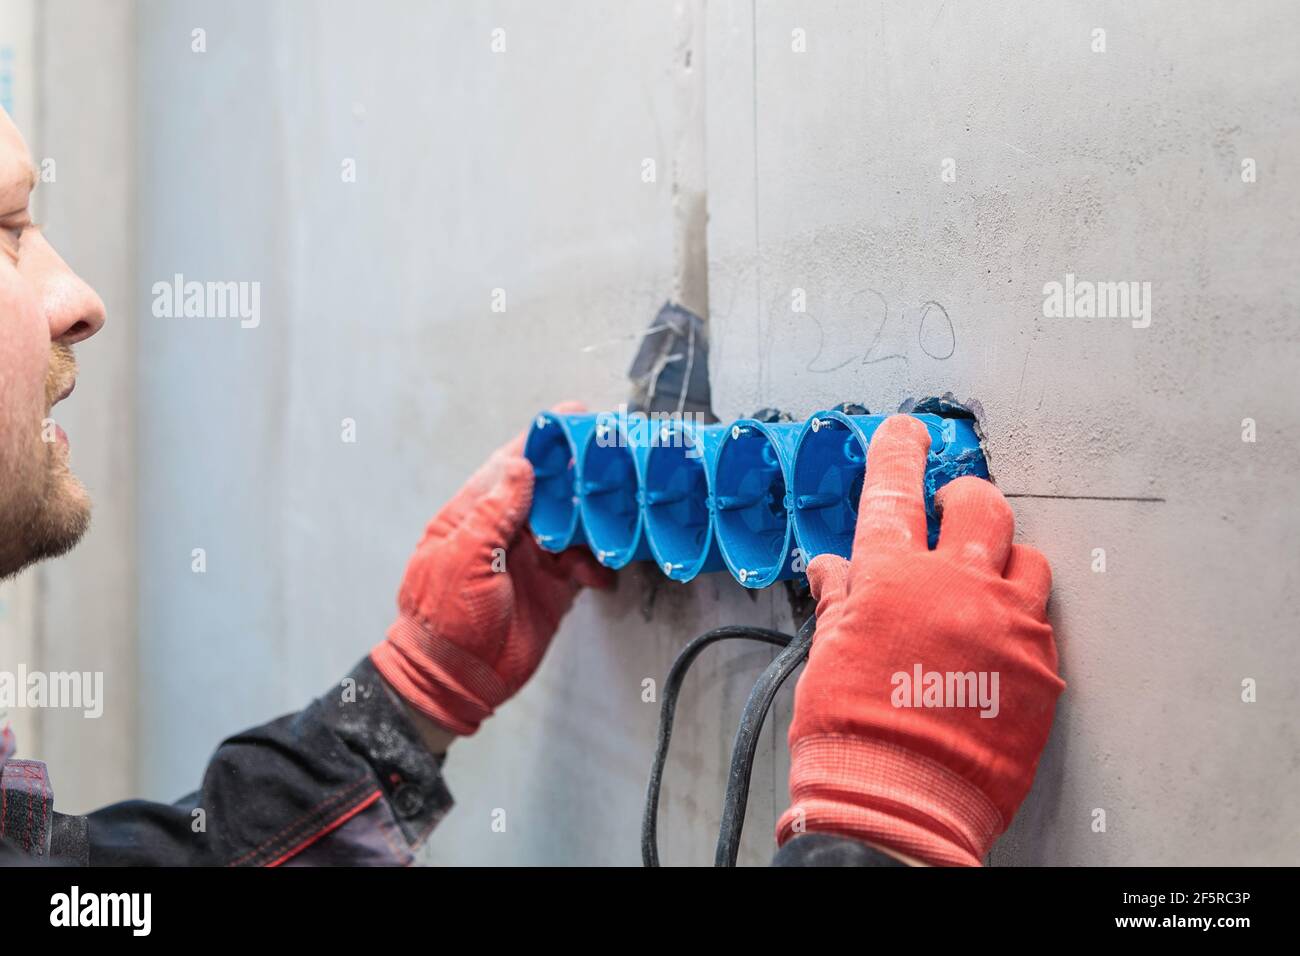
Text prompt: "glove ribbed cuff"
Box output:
[[777, 734, 1004, 867], [370, 614, 509, 737]]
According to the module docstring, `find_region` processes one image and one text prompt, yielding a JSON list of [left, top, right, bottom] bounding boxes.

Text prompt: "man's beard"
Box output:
[[0, 346, 91, 579]]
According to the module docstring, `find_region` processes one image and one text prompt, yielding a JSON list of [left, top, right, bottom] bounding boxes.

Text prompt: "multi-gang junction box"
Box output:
[[523, 409, 987, 589]]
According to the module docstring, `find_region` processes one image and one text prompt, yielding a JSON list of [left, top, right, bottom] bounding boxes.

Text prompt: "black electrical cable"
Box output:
[[641, 625, 795, 867], [641, 616, 817, 867], [714, 614, 815, 866]]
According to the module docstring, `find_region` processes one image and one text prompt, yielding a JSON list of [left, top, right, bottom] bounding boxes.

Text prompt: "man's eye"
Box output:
[[2, 221, 34, 253], [0, 219, 33, 261]]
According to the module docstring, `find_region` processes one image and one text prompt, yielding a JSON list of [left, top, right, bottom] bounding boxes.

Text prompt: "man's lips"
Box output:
[[49, 379, 75, 447]]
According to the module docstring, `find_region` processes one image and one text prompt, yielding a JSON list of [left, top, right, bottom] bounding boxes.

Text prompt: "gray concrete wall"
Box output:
[[131, 0, 792, 866], [705, 0, 1300, 865], [33, 0, 139, 812], [22, 0, 1298, 863]]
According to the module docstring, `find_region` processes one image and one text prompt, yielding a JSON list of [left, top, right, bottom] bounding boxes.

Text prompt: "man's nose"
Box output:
[[28, 231, 107, 345], [49, 271, 107, 345]]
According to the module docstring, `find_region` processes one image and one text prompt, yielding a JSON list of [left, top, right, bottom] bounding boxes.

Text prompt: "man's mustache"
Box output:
[[46, 344, 77, 408]]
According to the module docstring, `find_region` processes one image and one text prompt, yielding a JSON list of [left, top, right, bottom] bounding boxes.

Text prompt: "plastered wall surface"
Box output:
[[33, 0, 139, 812], [31, 0, 1288, 864], [133, 0, 795, 866], [705, 0, 1300, 864]]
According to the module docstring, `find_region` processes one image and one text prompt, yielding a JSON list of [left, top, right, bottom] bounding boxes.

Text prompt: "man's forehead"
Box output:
[[0, 109, 35, 189], [0, 155, 36, 192], [0, 154, 36, 194]]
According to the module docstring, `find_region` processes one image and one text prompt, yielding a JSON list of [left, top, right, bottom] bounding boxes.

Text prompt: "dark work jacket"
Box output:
[[0, 657, 894, 867], [1, 658, 450, 866]]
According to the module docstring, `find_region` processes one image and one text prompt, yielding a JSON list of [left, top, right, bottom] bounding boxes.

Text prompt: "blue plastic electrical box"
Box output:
[[576, 411, 654, 569], [790, 410, 988, 558], [524, 408, 989, 587], [710, 420, 803, 589], [641, 420, 726, 582], [523, 411, 596, 553]]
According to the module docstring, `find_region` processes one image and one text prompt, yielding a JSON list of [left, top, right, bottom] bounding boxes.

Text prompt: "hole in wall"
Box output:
[[901, 393, 995, 485]]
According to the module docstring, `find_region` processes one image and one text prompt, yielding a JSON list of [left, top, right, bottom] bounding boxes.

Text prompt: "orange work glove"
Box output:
[[371, 402, 616, 736], [777, 415, 1065, 865]]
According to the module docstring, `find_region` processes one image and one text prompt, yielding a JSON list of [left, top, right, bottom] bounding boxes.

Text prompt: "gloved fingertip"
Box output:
[[503, 457, 536, 524], [456, 457, 534, 548], [501, 431, 528, 458], [874, 413, 932, 451], [806, 553, 850, 602], [503, 455, 535, 491]]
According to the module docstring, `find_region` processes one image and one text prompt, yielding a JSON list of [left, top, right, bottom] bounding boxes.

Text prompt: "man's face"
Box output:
[[0, 109, 106, 579]]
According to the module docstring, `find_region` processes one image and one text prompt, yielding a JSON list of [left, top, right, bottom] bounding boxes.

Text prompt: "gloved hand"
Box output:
[[777, 415, 1065, 866], [371, 402, 616, 737]]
